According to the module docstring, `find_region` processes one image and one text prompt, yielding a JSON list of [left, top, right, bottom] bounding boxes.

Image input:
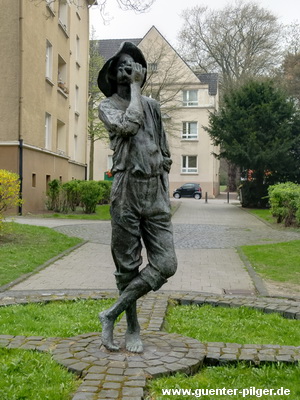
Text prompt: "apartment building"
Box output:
[[93, 26, 220, 197], [0, 0, 94, 213]]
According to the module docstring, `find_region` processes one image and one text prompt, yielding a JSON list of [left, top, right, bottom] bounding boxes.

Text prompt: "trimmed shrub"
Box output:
[[78, 181, 102, 214], [62, 180, 81, 212], [97, 180, 112, 204], [268, 182, 300, 226], [46, 179, 113, 214], [0, 169, 22, 230], [46, 179, 62, 212]]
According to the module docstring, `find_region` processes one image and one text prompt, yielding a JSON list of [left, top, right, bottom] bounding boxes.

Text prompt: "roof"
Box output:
[[95, 38, 142, 61], [94, 32, 218, 96], [196, 73, 219, 96]]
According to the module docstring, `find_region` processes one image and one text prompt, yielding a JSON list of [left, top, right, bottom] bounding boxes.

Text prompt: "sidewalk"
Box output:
[[7, 196, 300, 296]]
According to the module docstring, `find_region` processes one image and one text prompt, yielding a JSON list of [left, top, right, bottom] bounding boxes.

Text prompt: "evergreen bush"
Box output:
[[239, 181, 269, 208]]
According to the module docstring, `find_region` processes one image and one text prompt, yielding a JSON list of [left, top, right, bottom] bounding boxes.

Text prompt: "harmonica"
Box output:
[[124, 66, 132, 74]]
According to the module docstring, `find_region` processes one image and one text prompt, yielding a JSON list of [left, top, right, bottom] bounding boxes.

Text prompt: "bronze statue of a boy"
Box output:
[[97, 42, 177, 353]]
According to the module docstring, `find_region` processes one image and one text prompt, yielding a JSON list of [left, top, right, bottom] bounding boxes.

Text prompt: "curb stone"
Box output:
[[0, 290, 300, 400]]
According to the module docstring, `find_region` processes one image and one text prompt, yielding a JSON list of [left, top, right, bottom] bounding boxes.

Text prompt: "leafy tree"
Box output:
[[205, 79, 300, 206]]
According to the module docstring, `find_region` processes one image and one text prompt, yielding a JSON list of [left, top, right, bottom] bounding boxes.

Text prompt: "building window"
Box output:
[[58, 55, 68, 94], [183, 90, 198, 106], [32, 173, 36, 188], [57, 119, 66, 155], [182, 155, 198, 173], [148, 62, 158, 73], [75, 85, 79, 114], [58, 0, 68, 31], [46, 0, 55, 14], [45, 112, 52, 150], [182, 122, 198, 140], [46, 40, 53, 80], [76, 35, 80, 66], [46, 175, 51, 192], [74, 134, 78, 159]]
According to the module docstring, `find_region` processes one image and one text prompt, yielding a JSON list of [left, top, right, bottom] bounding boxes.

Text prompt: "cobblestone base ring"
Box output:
[[0, 290, 300, 400]]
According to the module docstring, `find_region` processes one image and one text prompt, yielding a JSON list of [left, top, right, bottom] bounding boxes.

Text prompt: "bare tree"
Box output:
[[32, 0, 155, 16], [280, 52, 300, 104], [282, 21, 300, 56], [140, 35, 198, 140], [178, 0, 282, 191], [178, 0, 282, 93]]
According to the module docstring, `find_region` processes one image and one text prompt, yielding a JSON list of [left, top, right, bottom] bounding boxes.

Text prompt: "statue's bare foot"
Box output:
[[99, 311, 119, 351], [125, 330, 143, 353]]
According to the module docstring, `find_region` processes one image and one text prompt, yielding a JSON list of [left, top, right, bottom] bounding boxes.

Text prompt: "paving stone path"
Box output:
[[1, 290, 300, 400], [10, 199, 300, 295]]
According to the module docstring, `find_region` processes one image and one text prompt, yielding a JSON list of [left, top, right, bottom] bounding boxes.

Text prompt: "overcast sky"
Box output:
[[90, 0, 300, 46]]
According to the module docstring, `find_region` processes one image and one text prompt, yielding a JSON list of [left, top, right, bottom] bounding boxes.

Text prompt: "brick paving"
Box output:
[[2, 198, 300, 399]]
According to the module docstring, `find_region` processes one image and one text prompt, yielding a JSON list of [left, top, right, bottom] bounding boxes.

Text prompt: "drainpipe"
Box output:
[[18, 139, 23, 215], [18, 0, 24, 215]]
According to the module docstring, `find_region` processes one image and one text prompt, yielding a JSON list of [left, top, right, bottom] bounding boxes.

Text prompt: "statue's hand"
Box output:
[[131, 62, 146, 85]]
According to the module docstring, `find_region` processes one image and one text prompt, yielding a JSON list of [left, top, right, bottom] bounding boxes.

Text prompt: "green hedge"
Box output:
[[268, 182, 300, 226], [46, 179, 112, 214]]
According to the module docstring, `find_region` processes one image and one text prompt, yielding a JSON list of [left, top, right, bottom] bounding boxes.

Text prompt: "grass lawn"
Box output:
[[165, 304, 300, 346], [0, 298, 115, 337], [0, 348, 81, 400], [43, 204, 111, 220], [247, 208, 277, 224], [241, 240, 300, 285], [147, 304, 300, 400], [0, 222, 82, 287], [0, 299, 115, 400], [37, 203, 178, 220]]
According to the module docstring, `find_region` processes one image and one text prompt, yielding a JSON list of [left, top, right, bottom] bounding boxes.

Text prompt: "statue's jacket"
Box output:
[[99, 93, 172, 179]]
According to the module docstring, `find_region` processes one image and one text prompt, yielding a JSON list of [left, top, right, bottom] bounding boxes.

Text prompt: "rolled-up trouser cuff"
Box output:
[[139, 264, 168, 292]]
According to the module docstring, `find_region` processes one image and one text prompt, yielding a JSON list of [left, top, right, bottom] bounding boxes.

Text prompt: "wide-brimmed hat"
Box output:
[[97, 41, 147, 97]]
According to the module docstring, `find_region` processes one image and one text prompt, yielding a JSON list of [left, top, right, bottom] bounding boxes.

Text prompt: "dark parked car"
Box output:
[[173, 183, 202, 199]]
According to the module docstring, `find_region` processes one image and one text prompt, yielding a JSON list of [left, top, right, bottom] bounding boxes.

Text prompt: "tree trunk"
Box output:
[[227, 162, 238, 191]]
